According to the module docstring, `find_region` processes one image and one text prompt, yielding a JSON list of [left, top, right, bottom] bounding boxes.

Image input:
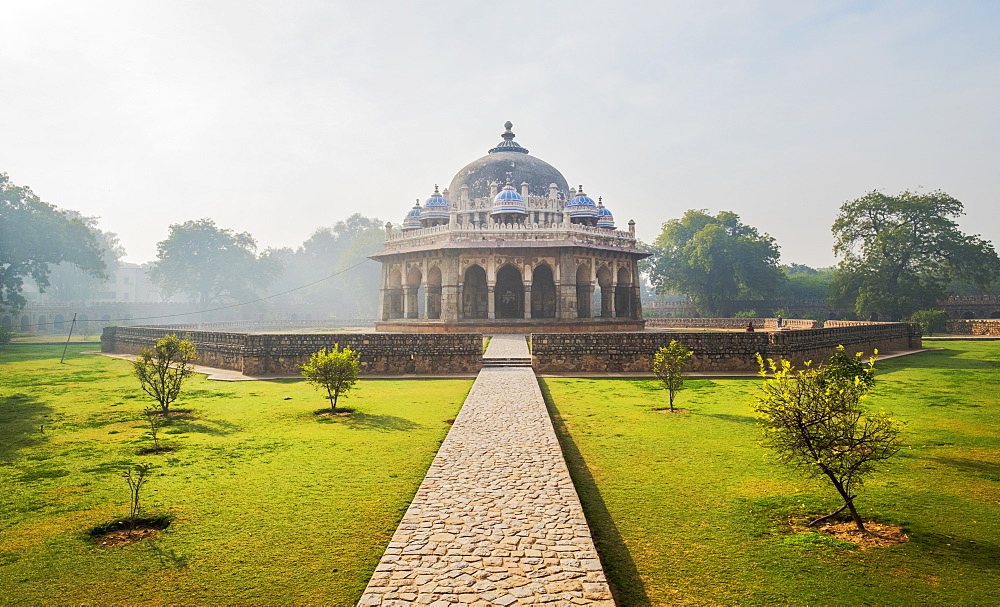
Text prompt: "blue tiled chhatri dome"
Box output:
[[490, 181, 527, 220], [566, 185, 599, 226], [402, 200, 423, 231], [596, 197, 616, 229], [421, 185, 450, 226]]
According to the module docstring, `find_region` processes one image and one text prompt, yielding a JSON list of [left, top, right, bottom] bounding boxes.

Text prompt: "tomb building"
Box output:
[[372, 122, 649, 333]]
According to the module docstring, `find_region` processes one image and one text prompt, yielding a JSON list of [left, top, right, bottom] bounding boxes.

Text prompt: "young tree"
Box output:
[[123, 463, 152, 529], [132, 334, 198, 415], [143, 407, 164, 452], [300, 345, 360, 413], [0, 172, 106, 309], [752, 347, 901, 533], [652, 341, 694, 412], [832, 189, 1000, 320], [647, 210, 784, 316]]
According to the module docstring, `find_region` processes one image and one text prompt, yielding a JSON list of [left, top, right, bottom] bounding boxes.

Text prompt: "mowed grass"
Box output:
[[0, 344, 471, 606], [542, 341, 1000, 606]]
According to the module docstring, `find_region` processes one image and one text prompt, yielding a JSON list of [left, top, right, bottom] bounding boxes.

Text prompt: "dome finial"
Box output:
[[489, 120, 529, 154]]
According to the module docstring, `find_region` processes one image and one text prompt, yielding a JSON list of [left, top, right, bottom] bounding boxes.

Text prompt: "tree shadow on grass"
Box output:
[[914, 531, 1000, 571], [927, 456, 1000, 481], [0, 393, 53, 462], [344, 412, 422, 432], [538, 379, 651, 607], [881, 347, 1000, 371], [698, 412, 759, 425], [166, 418, 242, 436]]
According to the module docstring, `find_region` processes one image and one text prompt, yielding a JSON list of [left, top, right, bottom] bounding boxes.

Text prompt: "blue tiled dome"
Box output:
[[566, 185, 599, 219], [421, 185, 450, 221], [403, 200, 423, 230], [491, 182, 527, 216], [596, 197, 616, 229]]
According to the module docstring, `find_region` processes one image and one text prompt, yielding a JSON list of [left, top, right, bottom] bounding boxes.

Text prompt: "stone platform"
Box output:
[[357, 336, 613, 606], [374, 318, 645, 334]]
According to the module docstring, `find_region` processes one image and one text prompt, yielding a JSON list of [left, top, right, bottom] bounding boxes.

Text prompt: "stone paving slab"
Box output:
[[357, 365, 614, 606], [483, 334, 532, 359]]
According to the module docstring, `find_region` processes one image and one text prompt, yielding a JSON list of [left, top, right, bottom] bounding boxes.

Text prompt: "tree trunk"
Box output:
[[824, 470, 867, 533]]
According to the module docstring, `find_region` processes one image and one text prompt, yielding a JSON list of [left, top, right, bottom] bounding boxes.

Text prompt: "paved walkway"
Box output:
[[357, 336, 614, 606]]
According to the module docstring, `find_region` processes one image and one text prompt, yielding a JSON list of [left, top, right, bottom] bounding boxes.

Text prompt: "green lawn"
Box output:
[[0, 344, 471, 606], [542, 341, 1000, 606]]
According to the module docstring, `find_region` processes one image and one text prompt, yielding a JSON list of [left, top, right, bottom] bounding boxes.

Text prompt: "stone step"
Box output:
[[481, 358, 533, 367]]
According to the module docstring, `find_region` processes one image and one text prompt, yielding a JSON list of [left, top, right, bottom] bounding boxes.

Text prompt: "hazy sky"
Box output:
[[2, 1, 998, 268]]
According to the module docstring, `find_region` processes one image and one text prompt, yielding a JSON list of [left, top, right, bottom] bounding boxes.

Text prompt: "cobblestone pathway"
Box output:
[[482, 334, 532, 360], [357, 337, 614, 606]]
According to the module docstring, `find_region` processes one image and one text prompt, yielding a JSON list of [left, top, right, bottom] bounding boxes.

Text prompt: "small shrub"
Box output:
[[734, 309, 758, 319], [910, 309, 948, 336]]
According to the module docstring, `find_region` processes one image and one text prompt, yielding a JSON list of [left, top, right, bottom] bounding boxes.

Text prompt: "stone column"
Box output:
[[487, 284, 496, 319], [405, 287, 419, 319], [604, 286, 616, 318], [441, 254, 460, 322], [524, 284, 532, 319]]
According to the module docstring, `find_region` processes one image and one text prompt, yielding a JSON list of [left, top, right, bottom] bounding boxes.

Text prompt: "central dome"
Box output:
[[447, 122, 570, 200]]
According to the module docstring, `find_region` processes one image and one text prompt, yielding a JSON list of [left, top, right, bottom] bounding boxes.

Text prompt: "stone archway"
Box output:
[[406, 266, 423, 319], [576, 264, 592, 318], [427, 265, 442, 320], [386, 269, 403, 319], [495, 265, 524, 319], [615, 267, 632, 318], [596, 265, 613, 317], [463, 265, 488, 319], [532, 264, 556, 319]]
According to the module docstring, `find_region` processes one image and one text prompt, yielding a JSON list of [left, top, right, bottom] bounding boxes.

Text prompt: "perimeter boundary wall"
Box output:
[[101, 327, 483, 375], [531, 323, 921, 373]]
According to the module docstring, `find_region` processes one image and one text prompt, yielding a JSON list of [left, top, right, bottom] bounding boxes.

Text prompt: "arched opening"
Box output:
[[576, 264, 592, 318], [54, 315, 65, 330], [463, 265, 488, 319], [386, 269, 403, 319], [426, 266, 442, 319], [20, 315, 30, 332], [495, 265, 524, 319], [532, 264, 556, 318], [406, 266, 423, 319], [37, 315, 47, 332], [596, 265, 613, 318], [616, 267, 632, 318]]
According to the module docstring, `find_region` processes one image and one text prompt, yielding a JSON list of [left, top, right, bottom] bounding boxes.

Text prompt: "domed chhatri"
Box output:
[[448, 121, 570, 200], [596, 197, 616, 229], [490, 181, 528, 223], [402, 200, 423, 231], [420, 185, 450, 227], [566, 185, 600, 226], [373, 121, 648, 333]]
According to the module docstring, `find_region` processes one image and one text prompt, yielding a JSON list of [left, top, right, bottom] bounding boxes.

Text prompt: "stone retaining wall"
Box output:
[[946, 319, 1000, 336], [646, 317, 819, 330], [102, 327, 483, 375], [531, 323, 921, 373]]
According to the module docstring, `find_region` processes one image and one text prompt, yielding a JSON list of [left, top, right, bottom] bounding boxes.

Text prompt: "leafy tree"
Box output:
[[0, 172, 106, 309], [149, 218, 281, 308], [300, 345, 360, 413], [652, 341, 694, 412], [132, 334, 198, 415], [780, 264, 835, 301], [910, 309, 948, 336], [832, 190, 1000, 320], [753, 347, 901, 533], [648, 210, 784, 316], [43, 214, 125, 303], [269, 214, 384, 318]]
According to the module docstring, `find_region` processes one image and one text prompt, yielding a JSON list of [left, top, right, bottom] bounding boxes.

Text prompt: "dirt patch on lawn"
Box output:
[[90, 516, 171, 547], [817, 520, 909, 548], [654, 408, 690, 414]]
